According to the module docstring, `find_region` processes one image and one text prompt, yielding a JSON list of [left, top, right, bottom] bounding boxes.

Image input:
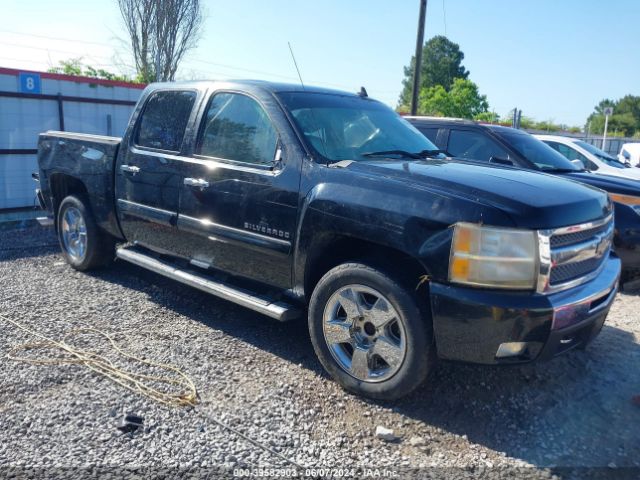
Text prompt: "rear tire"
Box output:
[[56, 195, 115, 271], [308, 262, 434, 400]]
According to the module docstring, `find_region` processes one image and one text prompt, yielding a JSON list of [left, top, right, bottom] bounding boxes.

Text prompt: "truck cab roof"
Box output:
[[145, 79, 364, 99]]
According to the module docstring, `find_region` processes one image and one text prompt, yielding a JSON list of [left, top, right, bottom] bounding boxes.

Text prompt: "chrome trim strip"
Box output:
[[537, 230, 552, 293], [117, 199, 175, 227], [116, 247, 300, 321], [551, 213, 613, 235], [177, 214, 291, 254]]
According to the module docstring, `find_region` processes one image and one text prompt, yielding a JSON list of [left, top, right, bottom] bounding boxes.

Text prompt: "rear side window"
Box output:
[[447, 129, 509, 162], [196, 92, 277, 165], [136, 90, 196, 152], [417, 127, 439, 144]]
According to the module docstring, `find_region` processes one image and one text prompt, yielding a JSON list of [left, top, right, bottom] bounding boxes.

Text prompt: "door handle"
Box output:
[[120, 164, 141, 175], [183, 178, 210, 189]]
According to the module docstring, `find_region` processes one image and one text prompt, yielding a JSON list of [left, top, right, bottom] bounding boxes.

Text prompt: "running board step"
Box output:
[[116, 247, 301, 322]]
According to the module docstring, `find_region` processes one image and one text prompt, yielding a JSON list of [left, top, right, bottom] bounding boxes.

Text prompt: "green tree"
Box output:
[[398, 35, 469, 110], [48, 58, 83, 76], [473, 111, 499, 123], [48, 58, 139, 83], [586, 96, 640, 137], [418, 78, 488, 119]]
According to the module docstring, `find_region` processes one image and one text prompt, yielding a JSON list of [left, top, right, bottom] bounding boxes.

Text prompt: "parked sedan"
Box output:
[[407, 117, 640, 280], [535, 134, 640, 181]]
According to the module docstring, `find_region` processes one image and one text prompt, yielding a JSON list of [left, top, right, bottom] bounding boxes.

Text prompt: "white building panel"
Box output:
[[0, 98, 59, 149], [0, 154, 39, 209], [0, 67, 143, 209]]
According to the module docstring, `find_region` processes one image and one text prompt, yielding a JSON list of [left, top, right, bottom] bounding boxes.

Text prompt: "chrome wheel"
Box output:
[[322, 284, 407, 383], [61, 206, 87, 261]]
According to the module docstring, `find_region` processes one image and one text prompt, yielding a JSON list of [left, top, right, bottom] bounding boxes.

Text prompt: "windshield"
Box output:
[[494, 130, 580, 171], [277, 92, 441, 162], [574, 140, 626, 168]]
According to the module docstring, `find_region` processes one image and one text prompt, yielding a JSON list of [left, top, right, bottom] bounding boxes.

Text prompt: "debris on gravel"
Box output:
[[375, 425, 397, 442], [1, 221, 639, 478]]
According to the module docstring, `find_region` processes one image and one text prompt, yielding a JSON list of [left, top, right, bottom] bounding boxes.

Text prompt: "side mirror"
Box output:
[[571, 159, 585, 170]]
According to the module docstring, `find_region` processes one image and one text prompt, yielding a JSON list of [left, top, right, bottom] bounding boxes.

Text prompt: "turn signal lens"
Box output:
[[609, 193, 640, 206], [449, 223, 538, 289], [609, 193, 640, 216]]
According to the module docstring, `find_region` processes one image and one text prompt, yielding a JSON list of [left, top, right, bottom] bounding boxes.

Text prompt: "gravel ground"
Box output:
[[0, 221, 639, 479]]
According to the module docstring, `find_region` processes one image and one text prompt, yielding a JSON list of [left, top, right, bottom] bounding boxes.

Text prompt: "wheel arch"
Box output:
[[49, 173, 90, 231], [302, 233, 432, 303]]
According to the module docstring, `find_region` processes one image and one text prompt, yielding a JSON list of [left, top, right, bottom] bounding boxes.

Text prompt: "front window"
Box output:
[[494, 130, 580, 172], [574, 140, 626, 169], [196, 93, 277, 165], [277, 92, 440, 162]]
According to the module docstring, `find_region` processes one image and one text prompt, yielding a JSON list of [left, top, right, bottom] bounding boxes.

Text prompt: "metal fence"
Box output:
[[0, 67, 143, 209], [524, 127, 639, 157], [580, 136, 639, 157]]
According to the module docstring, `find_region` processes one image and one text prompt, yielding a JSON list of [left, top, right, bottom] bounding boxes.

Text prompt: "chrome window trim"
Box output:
[[536, 213, 614, 294]]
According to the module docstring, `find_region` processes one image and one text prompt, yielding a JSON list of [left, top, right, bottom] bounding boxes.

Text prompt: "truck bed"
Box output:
[[37, 131, 123, 238]]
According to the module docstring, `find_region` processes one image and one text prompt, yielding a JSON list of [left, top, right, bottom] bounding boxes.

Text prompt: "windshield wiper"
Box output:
[[362, 150, 422, 159]]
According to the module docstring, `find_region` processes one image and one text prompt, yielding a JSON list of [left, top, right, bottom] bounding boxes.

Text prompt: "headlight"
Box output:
[[609, 193, 640, 215], [449, 223, 538, 289]]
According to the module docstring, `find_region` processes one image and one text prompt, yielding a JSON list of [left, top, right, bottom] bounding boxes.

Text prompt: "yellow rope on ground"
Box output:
[[1, 313, 198, 407]]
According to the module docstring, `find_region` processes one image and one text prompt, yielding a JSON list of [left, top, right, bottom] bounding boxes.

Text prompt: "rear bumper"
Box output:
[[429, 253, 621, 364]]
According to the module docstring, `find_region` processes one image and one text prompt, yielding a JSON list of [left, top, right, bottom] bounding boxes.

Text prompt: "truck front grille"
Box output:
[[549, 221, 610, 248], [550, 257, 604, 285], [538, 214, 614, 293]]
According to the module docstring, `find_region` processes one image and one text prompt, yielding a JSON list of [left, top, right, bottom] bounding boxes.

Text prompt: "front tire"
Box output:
[[308, 263, 434, 400], [56, 195, 114, 271]]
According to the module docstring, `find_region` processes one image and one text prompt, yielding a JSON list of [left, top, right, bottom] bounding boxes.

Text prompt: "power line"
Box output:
[[0, 30, 399, 97], [0, 41, 115, 60], [0, 29, 114, 47]]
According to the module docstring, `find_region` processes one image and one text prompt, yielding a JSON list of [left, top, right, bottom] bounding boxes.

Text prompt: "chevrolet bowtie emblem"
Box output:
[[595, 235, 610, 257]]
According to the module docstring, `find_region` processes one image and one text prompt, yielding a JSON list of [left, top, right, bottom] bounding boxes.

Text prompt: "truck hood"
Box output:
[[557, 171, 640, 196], [351, 159, 611, 229]]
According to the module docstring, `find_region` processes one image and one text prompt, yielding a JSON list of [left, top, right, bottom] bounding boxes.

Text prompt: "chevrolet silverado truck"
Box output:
[[36, 81, 620, 400], [407, 117, 640, 282]]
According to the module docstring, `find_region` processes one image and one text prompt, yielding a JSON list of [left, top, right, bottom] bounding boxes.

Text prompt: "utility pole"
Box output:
[[602, 107, 613, 152], [410, 0, 427, 116]]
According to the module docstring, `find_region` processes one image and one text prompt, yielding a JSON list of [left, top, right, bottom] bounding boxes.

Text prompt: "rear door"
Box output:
[[115, 89, 199, 254], [176, 90, 302, 289]]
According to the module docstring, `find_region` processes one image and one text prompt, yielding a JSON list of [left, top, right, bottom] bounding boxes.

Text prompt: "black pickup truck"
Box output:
[[36, 81, 620, 400]]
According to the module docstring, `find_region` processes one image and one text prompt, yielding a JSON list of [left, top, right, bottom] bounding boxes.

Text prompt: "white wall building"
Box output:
[[0, 67, 144, 209]]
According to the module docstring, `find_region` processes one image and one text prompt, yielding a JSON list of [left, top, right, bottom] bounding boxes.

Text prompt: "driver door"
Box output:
[[176, 91, 301, 289]]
